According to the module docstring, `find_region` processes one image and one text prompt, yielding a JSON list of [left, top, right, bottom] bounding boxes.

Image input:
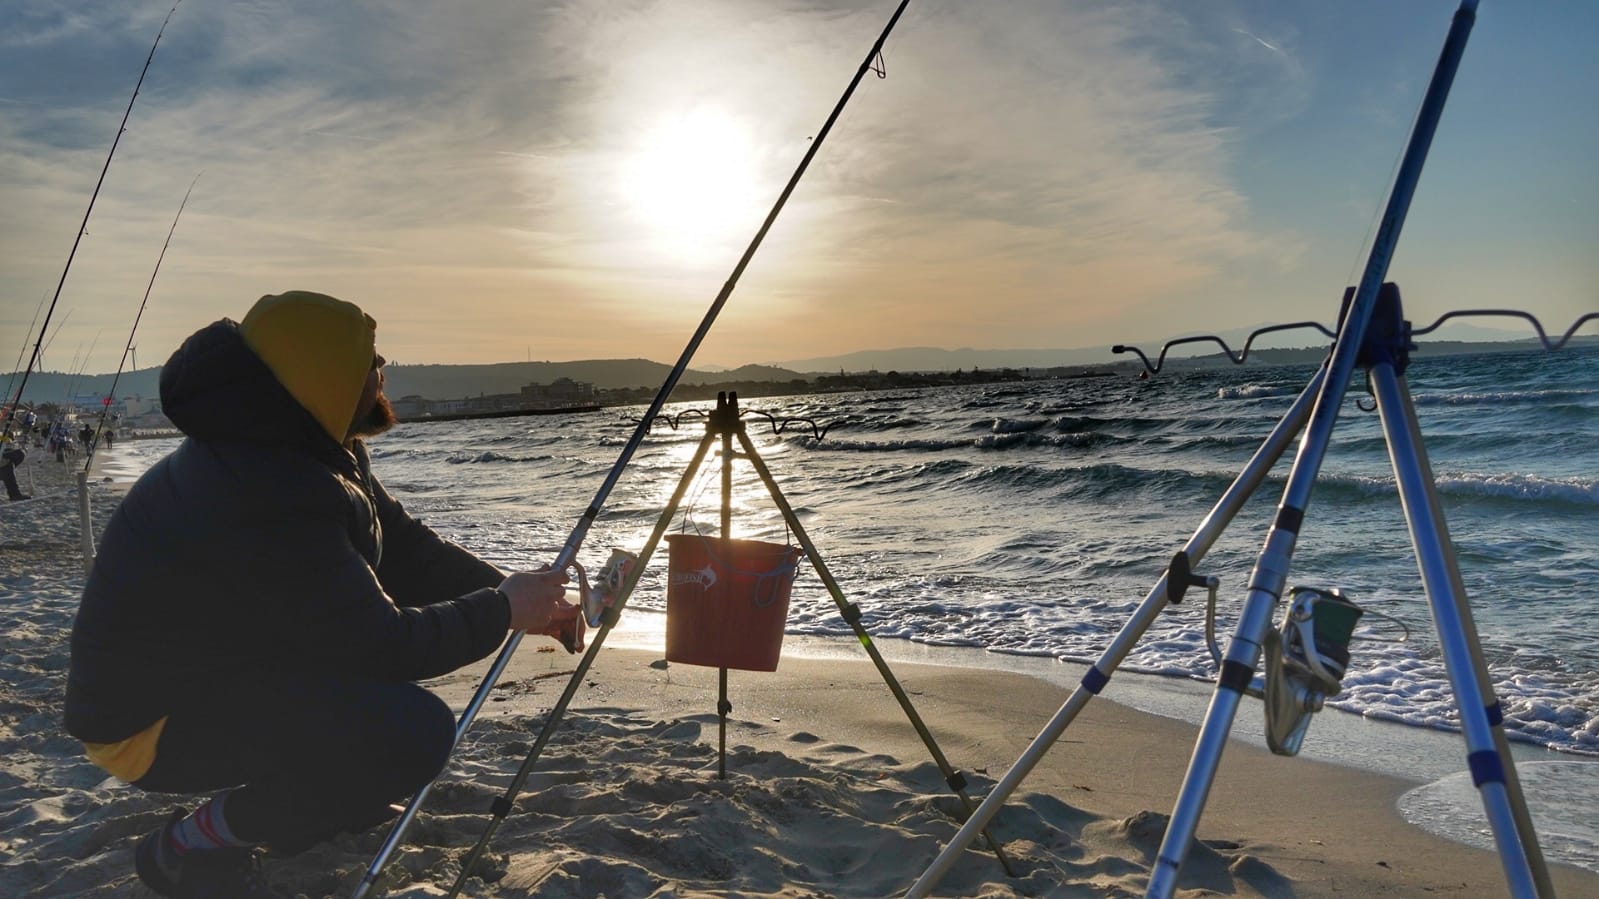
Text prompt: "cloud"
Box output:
[[1, 1, 1330, 369]]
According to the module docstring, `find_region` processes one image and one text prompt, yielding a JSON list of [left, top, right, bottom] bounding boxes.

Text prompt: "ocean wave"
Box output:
[[1304, 471, 1599, 507], [1411, 387, 1599, 407], [987, 417, 1048, 434], [812, 430, 1127, 453], [445, 450, 557, 464], [1216, 384, 1298, 399], [1434, 472, 1599, 505]]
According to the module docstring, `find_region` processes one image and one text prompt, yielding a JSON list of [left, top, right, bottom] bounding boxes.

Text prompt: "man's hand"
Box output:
[[499, 568, 578, 636]]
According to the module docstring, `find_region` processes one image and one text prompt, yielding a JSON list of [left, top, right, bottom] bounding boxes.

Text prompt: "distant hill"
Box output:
[[769, 346, 1111, 372], [767, 320, 1545, 373], [1, 368, 165, 407], [380, 359, 811, 400], [6, 334, 1590, 407], [0, 360, 814, 407]]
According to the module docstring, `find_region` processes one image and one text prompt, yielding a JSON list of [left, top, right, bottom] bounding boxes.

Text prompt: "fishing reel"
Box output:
[[1260, 586, 1362, 756], [565, 548, 640, 631], [1184, 554, 1403, 757], [553, 548, 639, 654]]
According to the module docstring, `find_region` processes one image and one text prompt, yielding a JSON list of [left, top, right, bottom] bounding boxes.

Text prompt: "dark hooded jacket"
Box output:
[[64, 320, 511, 744]]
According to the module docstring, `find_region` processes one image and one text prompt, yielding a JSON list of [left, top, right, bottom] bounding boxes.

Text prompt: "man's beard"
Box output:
[[350, 393, 398, 439]]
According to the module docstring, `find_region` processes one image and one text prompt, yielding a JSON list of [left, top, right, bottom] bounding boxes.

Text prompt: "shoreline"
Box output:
[[4, 450, 1596, 896], [429, 641, 1599, 897], [596, 612, 1599, 868], [598, 607, 1599, 782]]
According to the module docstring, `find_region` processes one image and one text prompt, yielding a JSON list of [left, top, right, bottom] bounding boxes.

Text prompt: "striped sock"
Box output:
[[169, 793, 254, 855]]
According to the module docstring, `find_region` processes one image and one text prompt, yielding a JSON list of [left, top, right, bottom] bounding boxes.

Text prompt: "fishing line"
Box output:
[[66, 332, 103, 404], [1342, 71, 1431, 301], [354, 3, 913, 893], [83, 173, 201, 472], [1, 1, 182, 440]]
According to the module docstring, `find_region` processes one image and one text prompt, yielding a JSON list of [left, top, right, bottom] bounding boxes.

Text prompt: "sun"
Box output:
[[619, 106, 761, 266]]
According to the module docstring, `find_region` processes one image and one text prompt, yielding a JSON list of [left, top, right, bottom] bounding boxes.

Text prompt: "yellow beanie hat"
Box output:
[[239, 291, 377, 442]]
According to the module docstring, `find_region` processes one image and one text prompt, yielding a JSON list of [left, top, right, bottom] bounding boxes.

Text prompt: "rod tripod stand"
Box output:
[[908, 4, 1556, 895], [439, 391, 1013, 897], [909, 281, 1558, 898]]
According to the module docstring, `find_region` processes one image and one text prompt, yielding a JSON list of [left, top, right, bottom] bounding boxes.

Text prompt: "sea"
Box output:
[[106, 345, 1599, 872]]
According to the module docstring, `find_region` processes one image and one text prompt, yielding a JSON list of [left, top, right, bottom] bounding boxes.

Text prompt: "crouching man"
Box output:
[[64, 291, 577, 898]]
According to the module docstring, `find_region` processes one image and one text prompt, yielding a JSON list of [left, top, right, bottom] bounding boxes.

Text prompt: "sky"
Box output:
[[2, 0, 1595, 373]]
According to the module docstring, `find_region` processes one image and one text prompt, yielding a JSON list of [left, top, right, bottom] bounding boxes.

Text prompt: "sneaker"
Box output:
[[135, 811, 285, 898]]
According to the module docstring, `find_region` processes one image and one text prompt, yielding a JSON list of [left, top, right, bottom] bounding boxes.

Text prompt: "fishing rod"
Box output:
[[2, 294, 49, 414], [84, 174, 200, 471], [910, 2, 1505, 896], [352, 1, 913, 893], [65, 332, 104, 409], [1141, 2, 1558, 897], [35, 310, 76, 380], [1, 0, 182, 441]]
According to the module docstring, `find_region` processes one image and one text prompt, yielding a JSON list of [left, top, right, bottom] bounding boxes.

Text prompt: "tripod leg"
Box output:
[[718, 668, 729, 779], [719, 412, 734, 780], [905, 365, 1322, 897], [437, 429, 721, 899], [1146, 579, 1282, 897], [1371, 364, 1549, 897], [733, 429, 1018, 877]]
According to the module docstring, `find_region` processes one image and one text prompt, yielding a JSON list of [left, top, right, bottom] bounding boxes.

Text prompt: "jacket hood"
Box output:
[[159, 319, 344, 454]]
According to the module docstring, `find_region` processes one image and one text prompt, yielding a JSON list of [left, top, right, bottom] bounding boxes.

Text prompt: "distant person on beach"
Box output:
[[78, 422, 93, 450], [63, 291, 580, 899]]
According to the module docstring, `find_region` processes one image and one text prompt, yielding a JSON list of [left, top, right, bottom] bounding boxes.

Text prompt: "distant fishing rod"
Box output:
[[36, 309, 76, 376], [353, 1, 913, 893], [65, 332, 104, 407], [2, 294, 49, 413], [84, 174, 200, 471], [1, 0, 182, 440]]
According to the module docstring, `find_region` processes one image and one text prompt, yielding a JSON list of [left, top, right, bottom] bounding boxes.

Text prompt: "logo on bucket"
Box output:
[[670, 564, 718, 590]]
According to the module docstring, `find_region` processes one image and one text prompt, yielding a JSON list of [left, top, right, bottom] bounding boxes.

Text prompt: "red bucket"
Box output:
[[664, 534, 801, 672]]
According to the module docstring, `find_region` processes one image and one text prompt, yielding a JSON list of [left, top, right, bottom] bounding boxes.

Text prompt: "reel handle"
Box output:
[[1165, 551, 1214, 605]]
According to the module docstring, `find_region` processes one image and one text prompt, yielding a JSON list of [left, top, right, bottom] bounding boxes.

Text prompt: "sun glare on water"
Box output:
[[620, 107, 761, 266]]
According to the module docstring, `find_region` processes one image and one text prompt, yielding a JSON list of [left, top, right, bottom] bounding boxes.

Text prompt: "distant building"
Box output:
[[390, 394, 430, 418], [464, 392, 524, 413], [122, 395, 161, 417], [391, 379, 598, 420], [521, 378, 595, 409]]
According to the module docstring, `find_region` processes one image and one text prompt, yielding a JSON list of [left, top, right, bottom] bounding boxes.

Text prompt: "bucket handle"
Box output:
[[693, 535, 806, 582]]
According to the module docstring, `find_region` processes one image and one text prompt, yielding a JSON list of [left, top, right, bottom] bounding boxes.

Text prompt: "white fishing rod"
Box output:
[[1, 1, 182, 440], [353, 2, 914, 893], [83, 174, 200, 473], [65, 332, 104, 411]]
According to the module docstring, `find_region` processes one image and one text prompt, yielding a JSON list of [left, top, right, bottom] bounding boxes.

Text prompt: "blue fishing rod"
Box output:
[[2, 1, 182, 441], [352, 2, 914, 893], [83, 174, 200, 471], [1141, 2, 1553, 897]]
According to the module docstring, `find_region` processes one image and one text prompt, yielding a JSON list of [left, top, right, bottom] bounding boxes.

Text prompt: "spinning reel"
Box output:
[[558, 547, 640, 653], [1260, 586, 1362, 755], [1173, 553, 1405, 757]]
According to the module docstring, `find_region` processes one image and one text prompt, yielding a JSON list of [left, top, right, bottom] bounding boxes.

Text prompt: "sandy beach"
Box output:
[[3, 447, 1596, 898]]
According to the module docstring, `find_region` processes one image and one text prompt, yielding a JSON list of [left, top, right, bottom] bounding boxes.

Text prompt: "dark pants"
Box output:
[[135, 671, 456, 854], [1, 461, 23, 500]]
